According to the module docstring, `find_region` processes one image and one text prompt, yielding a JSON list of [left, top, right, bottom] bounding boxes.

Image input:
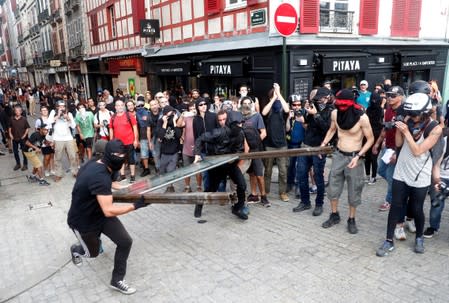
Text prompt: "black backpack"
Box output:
[[242, 124, 262, 152], [423, 120, 445, 166]]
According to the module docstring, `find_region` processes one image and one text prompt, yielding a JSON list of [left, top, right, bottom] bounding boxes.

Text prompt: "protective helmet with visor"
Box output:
[[403, 93, 432, 117]]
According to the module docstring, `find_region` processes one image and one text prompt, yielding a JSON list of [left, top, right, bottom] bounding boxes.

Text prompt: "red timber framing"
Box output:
[[150, 0, 268, 47], [86, 0, 148, 56]]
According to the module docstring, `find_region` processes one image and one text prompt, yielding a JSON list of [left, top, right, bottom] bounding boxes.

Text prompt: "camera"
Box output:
[[102, 119, 109, 127], [433, 182, 449, 207], [383, 115, 404, 130]]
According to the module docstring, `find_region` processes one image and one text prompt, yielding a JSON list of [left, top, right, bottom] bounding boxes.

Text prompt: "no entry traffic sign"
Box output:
[[274, 3, 298, 37]]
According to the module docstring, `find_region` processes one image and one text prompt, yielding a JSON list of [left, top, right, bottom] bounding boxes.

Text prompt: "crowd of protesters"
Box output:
[[1, 76, 448, 260]]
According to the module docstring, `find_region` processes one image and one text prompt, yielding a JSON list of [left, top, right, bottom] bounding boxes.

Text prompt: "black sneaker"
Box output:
[[129, 175, 136, 183], [232, 206, 249, 220], [292, 202, 311, 212], [423, 227, 438, 238], [26, 175, 39, 183], [247, 194, 259, 202], [13, 164, 21, 171], [21, 165, 28, 171], [110, 280, 136, 295], [260, 195, 271, 207], [322, 212, 341, 228], [194, 204, 203, 218], [312, 205, 323, 216], [347, 218, 358, 234], [70, 244, 83, 266], [38, 179, 51, 186], [165, 185, 175, 193], [140, 169, 150, 177]]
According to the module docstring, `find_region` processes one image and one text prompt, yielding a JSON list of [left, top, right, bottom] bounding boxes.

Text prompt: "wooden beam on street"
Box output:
[[113, 192, 236, 205]]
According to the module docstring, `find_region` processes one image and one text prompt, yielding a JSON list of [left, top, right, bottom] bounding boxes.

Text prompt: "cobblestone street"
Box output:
[[1, 151, 449, 303]]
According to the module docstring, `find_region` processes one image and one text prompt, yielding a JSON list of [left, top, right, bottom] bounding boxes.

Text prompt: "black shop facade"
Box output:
[[288, 45, 448, 98]]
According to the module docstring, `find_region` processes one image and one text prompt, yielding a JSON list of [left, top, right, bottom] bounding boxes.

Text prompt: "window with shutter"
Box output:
[[91, 14, 100, 45], [359, 0, 379, 35], [391, 0, 421, 37], [405, 0, 422, 37], [300, 0, 319, 34], [132, 0, 146, 34], [206, 0, 222, 15]]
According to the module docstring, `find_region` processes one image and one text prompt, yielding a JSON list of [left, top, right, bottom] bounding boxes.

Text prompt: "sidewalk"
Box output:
[[1, 150, 449, 302]]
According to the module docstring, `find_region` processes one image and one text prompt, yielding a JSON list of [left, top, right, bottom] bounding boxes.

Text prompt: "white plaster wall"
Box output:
[[193, 0, 204, 18], [162, 5, 171, 27], [420, 0, 449, 39], [173, 26, 182, 41], [172, 2, 181, 24], [208, 17, 221, 34], [194, 21, 205, 37], [223, 15, 234, 32], [183, 24, 193, 38], [236, 11, 247, 31], [182, 0, 192, 21]]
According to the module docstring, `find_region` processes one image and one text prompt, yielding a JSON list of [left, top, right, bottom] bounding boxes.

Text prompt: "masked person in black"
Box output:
[[67, 139, 147, 295], [193, 110, 249, 220]]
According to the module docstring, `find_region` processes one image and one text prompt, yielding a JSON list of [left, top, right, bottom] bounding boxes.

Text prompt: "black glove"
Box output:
[[133, 195, 148, 210]]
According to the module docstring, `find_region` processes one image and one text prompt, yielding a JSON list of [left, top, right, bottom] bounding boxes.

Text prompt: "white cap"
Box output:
[[360, 80, 368, 87]]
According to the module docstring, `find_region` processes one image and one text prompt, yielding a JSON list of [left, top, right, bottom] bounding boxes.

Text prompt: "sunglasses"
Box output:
[[198, 103, 207, 106], [387, 94, 398, 99], [291, 103, 301, 107]]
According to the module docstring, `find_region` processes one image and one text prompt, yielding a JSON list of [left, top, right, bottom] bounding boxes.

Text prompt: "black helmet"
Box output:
[[409, 80, 431, 95]]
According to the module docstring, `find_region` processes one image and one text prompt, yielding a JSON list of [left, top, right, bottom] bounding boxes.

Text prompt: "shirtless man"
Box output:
[[320, 89, 374, 234]]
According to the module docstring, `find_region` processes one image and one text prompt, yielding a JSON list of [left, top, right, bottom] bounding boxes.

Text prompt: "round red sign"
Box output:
[[274, 3, 298, 37]]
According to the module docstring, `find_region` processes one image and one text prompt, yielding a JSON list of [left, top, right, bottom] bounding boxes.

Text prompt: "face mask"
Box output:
[[102, 140, 126, 172]]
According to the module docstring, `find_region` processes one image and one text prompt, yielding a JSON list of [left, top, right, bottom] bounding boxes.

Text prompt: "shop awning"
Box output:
[[321, 52, 370, 58], [201, 56, 247, 77], [321, 52, 369, 74], [400, 51, 436, 71], [153, 60, 191, 75]]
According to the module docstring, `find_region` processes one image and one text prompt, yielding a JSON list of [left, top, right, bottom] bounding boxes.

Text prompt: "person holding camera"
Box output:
[[157, 106, 182, 192], [286, 95, 305, 194], [47, 100, 78, 182], [292, 87, 334, 216], [424, 128, 449, 238], [376, 92, 442, 257], [94, 100, 113, 142]]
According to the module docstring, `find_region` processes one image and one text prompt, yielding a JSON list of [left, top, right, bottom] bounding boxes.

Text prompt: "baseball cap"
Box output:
[[386, 86, 405, 96], [314, 87, 332, 100], [335, 89, 355, 100], [360, 80, 368, 86]]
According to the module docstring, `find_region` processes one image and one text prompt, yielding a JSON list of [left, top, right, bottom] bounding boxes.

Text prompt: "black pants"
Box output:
[[386, 179, 428, 240], [72, 217, 133, 282], [13, 139, 27, 166], [207, 161, 246, 209]]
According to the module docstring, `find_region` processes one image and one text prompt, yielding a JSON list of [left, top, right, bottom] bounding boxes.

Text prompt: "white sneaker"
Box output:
[[394, 226, 406, 241], [405, 220, 416, 233], [50, 170, 56, 176], [45, 171, 50, 177]]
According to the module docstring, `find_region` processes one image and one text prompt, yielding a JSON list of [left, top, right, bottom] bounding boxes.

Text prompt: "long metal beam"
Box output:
[[113, 192, 235, 205]]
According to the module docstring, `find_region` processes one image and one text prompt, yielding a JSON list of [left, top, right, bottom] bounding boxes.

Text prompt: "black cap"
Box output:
[[386, 86, 405, 96], [163, 106, 175, 115], [314, 87, 332, 100], [335, 89, 355, 100]]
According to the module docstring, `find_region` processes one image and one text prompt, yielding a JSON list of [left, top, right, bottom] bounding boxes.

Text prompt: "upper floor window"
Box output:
[[226, 0, 246, 10], [319, 0, 354, 33], [107, 5, 117, 39]]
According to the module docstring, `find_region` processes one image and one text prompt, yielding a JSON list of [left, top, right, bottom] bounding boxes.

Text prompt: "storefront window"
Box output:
[[392, 70, 429, 94]]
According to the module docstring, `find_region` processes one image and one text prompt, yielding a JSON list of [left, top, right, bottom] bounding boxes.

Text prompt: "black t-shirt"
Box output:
[[29, 131, 45, 149], [67, 160, 112, 232]]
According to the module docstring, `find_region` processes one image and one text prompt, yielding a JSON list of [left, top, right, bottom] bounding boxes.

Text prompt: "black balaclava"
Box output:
[[102, 139, 126, 172]]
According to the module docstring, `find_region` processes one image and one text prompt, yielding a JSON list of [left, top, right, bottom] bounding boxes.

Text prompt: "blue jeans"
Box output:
[[287, 143, 301, 186], [428, 178, 448, 230], [296, 154, 326, 206], [377, 148, 396, 203]]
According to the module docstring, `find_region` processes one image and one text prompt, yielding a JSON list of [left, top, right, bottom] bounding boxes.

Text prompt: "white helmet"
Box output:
[[403, 93, 432, 116]]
